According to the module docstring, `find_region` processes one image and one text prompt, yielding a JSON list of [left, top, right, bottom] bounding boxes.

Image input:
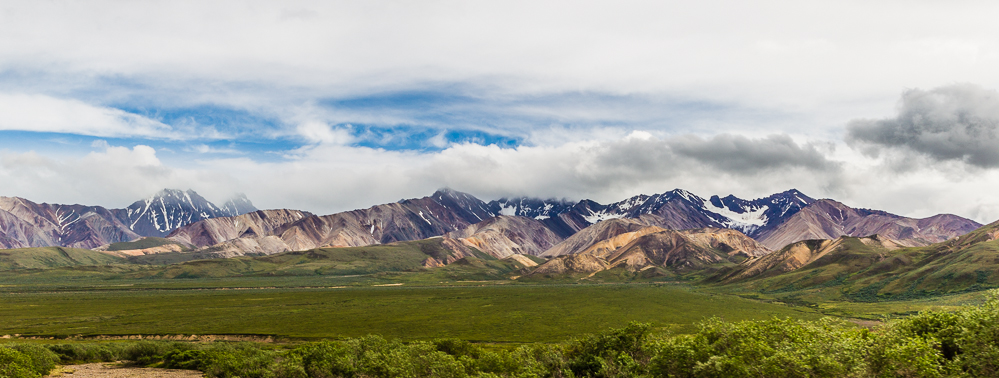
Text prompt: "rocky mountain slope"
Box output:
[[530, 219, 771, 277], [442, 215, 564, 259], [114, 189, 258, 237], [720, 234, 905, 283], [491, 189, 816, 240], [494, 189, 980, 252], [755, 199, 981, 249], [0, 187, 981, 260], [0, 196, 141, 249], [709, 219, 999, 298], [152, 188, 979, 260], [160, 209, 312, 257], [166, 189, 499, 257], [0, 190, 258, 249], [540, 218, 652, 258]]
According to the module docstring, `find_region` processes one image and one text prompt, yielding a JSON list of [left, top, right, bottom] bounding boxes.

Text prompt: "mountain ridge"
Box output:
[[0, 187, 983, 257], [0, 189, 259, 249]]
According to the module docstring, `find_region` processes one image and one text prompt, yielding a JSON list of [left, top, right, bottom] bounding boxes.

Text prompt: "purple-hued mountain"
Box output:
[[0, 189, 258, 249], [486, 189, 816, 241], [159, 188, 982, 259], [114, 189, 258, 237], [0, 187, 981, 255]]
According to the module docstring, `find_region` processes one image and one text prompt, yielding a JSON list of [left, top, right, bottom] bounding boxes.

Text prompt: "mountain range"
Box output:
[[0, 187, 983, 267], [0, 189, 257, 249], [151, 188, 980, 261], [2, 186, 997, 298]]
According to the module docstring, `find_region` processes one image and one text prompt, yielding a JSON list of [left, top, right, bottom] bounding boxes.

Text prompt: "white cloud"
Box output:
[[190, 132, 844, 214], [295, 121, 354, 145], [2, 1, 999, 224], [0, 93, 173, 138], [0, 144, 238, 208], [3, 1, 999, 128], [188, 144, 243, 155], [2, 132, 998, 224]]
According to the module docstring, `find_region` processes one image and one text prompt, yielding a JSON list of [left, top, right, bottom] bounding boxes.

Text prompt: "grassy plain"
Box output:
[[0, 281, 826, 343], [3, 234, 998, 344]]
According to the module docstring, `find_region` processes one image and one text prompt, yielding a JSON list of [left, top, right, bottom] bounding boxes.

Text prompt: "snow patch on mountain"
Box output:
[[116, 189, 259, 237], [499, 205, 517, 216], [582, 210, 626, 224], [703, 202, 769, 234]]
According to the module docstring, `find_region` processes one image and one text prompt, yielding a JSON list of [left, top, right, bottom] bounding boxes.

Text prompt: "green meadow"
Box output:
[[2, 237, 995, 344], [0, 283, 824, 342]]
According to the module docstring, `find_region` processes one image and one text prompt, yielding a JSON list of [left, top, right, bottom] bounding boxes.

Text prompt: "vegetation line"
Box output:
[[3, 290, 999, 378]]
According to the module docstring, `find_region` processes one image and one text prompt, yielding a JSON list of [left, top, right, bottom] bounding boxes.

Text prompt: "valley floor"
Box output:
[[1, 280, 823, 342]]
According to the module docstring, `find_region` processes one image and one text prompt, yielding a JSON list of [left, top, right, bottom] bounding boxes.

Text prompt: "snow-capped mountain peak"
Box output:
[[115, 189, 259, 237], [485, 188, 816, 238]]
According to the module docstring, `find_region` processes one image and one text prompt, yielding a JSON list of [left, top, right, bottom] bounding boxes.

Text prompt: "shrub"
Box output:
[[7, 345, 58, 377], [46, 342, 129, 364], [198, 342, 280, 378], [565, 322, 653, 378], [0, 347, 41, 378], [649, 317, 872, 378], [163, 349, 209, 370]]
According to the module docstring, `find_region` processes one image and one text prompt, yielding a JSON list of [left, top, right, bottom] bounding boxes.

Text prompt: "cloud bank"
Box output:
[[3, 3, 999, 224], [847, 83, 999, 168], [0, 129, 843, 213], [0, 93, 172, 138]]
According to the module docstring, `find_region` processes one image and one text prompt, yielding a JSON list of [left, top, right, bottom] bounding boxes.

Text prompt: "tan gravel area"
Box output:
[[46, 362, 203, 377]]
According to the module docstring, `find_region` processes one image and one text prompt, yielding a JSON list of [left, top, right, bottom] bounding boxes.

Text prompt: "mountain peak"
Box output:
[[768, 189, 815, 204], [430, 188, 485, 206], [666, 188, 698, 200], [118, 189, 257, 237], [150, 188, 186, 198], [220, 193, 257, 216], [432, 187, 463, 198]]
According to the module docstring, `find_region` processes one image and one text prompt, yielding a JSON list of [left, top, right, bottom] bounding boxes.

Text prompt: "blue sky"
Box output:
[[2, 1, 999, 223]]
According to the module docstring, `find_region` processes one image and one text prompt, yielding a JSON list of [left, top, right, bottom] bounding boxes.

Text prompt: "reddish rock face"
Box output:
[[0, 196, 140, 249], [165, 189, 505, 257], [1, 188, 983, 267], [531, 222, 770, 276], [446, 215, 565, 258], [0, 189, 259, 250], [755, 199, 982, 250]]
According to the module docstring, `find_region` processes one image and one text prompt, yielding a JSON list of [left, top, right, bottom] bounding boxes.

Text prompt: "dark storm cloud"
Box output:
[[847, 83, 999, 168], [427, 131, 844, 204], [667, 134, 838, 173]]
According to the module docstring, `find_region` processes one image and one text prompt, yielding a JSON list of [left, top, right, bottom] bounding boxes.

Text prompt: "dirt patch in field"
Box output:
[[847, 318, 884, 329], [46, 362, 201, 378], [83, 334, 275, 342], [15, 334, 276, 343]]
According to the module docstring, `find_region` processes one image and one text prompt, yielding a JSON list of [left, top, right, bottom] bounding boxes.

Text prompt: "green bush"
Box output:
[[7, 345, 58, 377], [198, 342, 281, 378], [565, 322, 653, 378], [0, 346, 42, 378], [885, 289, 999, 377], [46, 342, 129, 364], [163, 349, 209, 370], [294, 336, 470, 378], [649, 317, 872, 378]]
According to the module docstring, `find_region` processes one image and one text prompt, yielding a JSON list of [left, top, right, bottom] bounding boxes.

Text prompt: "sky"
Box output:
[[2, 1, 999, 223]]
